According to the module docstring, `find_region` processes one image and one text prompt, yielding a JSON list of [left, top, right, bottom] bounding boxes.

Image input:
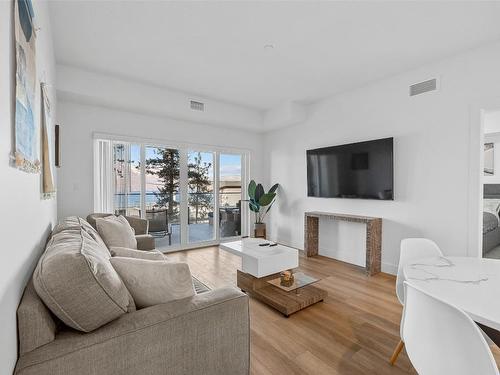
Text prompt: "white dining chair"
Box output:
[[401, 281, 499, 375], [390, 238, 443, 365]]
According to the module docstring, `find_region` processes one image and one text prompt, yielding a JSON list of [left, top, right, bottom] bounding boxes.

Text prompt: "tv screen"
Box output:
[[307, 137, 394, 200]]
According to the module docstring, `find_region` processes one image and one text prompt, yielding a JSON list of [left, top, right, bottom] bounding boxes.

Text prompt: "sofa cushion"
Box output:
[[96, 215, 137, 249], [33, 218, 135, 332], [52, 216, 107, 249], [110, 257, 195, 308], [110, 247, 165, 261]]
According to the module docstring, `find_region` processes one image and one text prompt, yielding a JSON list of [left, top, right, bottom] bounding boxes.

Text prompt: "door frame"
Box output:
[[467, 100, 500, 258]]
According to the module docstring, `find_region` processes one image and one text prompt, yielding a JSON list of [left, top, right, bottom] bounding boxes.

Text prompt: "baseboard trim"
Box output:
[[381, 262, 397, 275]]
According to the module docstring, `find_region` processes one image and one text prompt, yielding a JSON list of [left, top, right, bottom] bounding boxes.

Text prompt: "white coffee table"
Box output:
[[219, 238, 326, 316], [219, 238, 299, 278]]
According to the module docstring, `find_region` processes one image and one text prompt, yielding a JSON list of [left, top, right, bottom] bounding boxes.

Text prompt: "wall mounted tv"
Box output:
[[306, 137, 394, 200]]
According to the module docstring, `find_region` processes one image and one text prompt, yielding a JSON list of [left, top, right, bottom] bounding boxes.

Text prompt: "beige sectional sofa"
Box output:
[[14, 216, 250, 375]]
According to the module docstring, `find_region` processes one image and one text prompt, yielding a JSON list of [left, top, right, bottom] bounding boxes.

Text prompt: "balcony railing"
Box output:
[[114, 191, 241, 224]]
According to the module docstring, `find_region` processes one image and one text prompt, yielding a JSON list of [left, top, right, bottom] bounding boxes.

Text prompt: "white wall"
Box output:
[[264, 41, 500, 274], [0, 1, 57, 373], [484, 110, 500, 134], [57, 100, 264, 219], [57, 64, 263, 131]]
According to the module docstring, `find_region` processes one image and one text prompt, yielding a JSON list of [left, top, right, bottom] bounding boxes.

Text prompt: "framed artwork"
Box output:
[[41, 83, 55, 199], [14, 0, 39, 173], [55, 124, 60, 167], [484, 142, 494, 176]]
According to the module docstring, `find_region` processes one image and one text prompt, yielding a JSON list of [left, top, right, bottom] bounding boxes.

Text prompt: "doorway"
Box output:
[[480, 109, 500, 259]]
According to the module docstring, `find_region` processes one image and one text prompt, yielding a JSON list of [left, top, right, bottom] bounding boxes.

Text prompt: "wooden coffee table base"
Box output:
[[237, 270, 327, 317]]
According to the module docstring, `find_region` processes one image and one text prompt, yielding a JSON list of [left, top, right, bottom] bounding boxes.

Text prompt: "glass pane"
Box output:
[[144, 146, 181, 249], [188, 151, 215, 243], [219, 154, 242, 238], [113, 143, 141, 217]]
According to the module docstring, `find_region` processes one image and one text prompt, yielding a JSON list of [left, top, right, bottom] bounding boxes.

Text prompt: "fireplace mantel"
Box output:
[[304, 211, 382, 275]]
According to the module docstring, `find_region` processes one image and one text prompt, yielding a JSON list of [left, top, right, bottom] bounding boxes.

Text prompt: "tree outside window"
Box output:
[[144, 148, 180, 221], [188, 152, 212, 223], [143, 149, 213, 224]]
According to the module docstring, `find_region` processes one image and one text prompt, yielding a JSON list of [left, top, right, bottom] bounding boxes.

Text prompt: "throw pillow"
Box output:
[[110, 247, 165, 261], [96, 215, 137, 249], [110, 257, 195, 308], [34, 224, 135, 332]]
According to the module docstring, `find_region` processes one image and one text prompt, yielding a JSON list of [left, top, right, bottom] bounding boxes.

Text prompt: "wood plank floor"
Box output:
[[169, 246, 500, 374]]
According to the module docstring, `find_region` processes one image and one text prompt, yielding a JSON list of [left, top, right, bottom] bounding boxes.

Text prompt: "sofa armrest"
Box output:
[[135, 234, 155, 250], [125, 216, 149, 235], [15, 287, 250, 375]]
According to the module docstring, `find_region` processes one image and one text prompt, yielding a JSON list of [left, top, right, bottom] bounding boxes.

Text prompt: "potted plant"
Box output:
[[247, 180, 279, 238]]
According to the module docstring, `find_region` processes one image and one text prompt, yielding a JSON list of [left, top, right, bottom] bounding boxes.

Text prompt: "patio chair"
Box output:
[[220, 208, 241, 237], [146, 208, 172, 245]]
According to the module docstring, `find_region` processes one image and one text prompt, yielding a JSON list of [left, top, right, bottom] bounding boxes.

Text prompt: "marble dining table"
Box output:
[[404, 256, 500, 333]]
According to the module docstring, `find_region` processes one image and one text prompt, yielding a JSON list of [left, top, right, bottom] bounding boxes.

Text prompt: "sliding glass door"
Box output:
[[188, 151, 215, 244], [95, 138, 247, 251], [112, 143, 141, 217], [143, 146, 181, 248], [219, 154, 242, 238]]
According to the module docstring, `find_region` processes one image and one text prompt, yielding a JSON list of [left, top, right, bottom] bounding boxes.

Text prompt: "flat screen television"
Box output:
[[306, 137, 394, 200]]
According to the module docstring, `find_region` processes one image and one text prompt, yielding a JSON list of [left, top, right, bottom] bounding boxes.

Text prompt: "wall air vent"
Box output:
[[190, 100, 205, 111], [409, 78, 438, 96]]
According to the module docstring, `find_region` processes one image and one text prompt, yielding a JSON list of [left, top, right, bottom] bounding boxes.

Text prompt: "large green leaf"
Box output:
[[254, 183, 264, 202], [249, 200, 260, 212], [268, 183, 279, 194], [259, 192, 276, 206], [248, 180, 256, 199]]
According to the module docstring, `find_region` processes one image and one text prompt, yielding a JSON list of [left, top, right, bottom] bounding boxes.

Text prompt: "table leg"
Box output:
[[304, 215, 319, 257], [477, 322, 500, 346]]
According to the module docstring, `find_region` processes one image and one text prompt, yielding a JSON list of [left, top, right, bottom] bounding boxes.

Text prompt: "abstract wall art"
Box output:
[[14, 0, 39, 173]]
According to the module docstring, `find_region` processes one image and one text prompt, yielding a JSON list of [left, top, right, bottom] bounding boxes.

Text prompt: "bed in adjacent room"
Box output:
[[483, 184, 500, 257]]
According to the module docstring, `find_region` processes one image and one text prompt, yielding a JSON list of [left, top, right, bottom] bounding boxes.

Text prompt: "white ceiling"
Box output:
[[49, 1, 500, 111]]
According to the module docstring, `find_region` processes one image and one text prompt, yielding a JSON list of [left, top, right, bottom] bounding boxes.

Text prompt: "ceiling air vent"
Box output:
[[190, 100, 205, 111], [409, 78, 437, 96]]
